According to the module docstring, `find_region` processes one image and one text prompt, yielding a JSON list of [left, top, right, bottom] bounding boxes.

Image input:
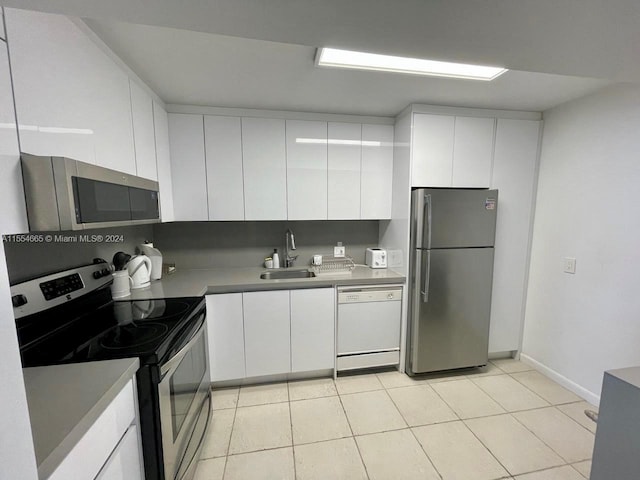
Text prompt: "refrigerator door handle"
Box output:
[[420, 251, 431, 303], [424, 194, 432, 250]]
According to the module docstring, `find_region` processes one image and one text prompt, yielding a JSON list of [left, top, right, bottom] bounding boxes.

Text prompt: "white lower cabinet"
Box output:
[[243, 290, 291, 377], [208, 288, 335, 381], [95, 425, 143, 480], [48, 379, 142, 480], [290, 288, 335, 372], [206, 293, 246, 382]]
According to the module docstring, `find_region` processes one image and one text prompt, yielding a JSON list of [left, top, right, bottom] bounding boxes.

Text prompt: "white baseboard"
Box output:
[[519, 353, 601, 407]]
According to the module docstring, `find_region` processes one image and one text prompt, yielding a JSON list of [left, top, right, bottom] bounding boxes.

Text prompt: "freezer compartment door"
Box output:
[[411, 188, 498, 249], [410, 248, 494, 373]]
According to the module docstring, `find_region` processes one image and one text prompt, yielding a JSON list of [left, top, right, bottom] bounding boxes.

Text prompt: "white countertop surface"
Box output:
[[124, 265, 406, 300], [23, 358, 140, 479]]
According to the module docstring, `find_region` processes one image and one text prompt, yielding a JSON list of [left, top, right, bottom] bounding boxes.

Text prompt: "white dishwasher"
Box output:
[[336, 285, 403, 372]]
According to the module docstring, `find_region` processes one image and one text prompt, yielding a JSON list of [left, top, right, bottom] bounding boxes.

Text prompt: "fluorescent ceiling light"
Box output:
[[296, 138, 381, 147], [316, 47, 508, 81]]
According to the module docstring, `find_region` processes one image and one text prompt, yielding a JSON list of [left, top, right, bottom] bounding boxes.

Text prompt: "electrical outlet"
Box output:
[[563, 257, 576, 274]]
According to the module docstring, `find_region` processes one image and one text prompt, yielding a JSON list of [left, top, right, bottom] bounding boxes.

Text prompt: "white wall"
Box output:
[[522, 84, 640, 404]]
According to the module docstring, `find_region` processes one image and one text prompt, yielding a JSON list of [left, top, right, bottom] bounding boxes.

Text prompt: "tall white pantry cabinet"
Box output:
[[397, 106, 541, 354]]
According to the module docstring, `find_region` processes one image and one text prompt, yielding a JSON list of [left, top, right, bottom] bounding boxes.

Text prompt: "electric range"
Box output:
[[11, 260, 211, 480]]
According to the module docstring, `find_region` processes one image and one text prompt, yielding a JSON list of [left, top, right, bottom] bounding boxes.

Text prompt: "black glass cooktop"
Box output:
[[18, 291, 205, 368]]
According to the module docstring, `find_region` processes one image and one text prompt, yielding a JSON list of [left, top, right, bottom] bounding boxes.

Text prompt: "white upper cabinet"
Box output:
[[452, 116, 494, 188], [243, 290, 291, 377], [361, 124, 393, 219], [168, 114, 208, 221], [290, 288, 335, 372], [412, 113, 494, 188], [242, 117, 287, 220], [328, 122, 361, 219], [6, 9, 136, 174], [129, 80, 157, 181], [204, 116, 245, 220], [286, 120, 328, 220], [412, 114, 455, 187], [0, 39, 28, 235], [489, 118, 540, 353], [153, 101, 174, 222]]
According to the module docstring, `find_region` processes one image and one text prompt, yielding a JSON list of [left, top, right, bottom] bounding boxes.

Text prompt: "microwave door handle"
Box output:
[[160, 314, 206, 376]]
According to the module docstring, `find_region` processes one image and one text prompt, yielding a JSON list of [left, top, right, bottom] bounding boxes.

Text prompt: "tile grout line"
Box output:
[[286, 382, 298, 480], [459, 415, 516, 478], [381, 386, 445, 480], [468, 375, 550, 413], [335, 380, 371, 480], [220, 388, 240, 479]]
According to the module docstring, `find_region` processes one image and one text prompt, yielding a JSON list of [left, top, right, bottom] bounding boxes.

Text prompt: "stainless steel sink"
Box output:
[[260, 270, 316, 280]]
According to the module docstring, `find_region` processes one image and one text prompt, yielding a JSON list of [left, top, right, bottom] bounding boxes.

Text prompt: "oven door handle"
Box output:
[[160, 313, 206, 377]]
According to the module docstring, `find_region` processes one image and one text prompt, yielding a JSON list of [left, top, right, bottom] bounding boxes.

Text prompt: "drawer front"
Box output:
[[337, 300, 401, 355], [48, 379, 136, 480]]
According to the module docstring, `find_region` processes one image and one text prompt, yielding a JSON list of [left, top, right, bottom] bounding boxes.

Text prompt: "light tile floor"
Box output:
[[196, 360, 597, 480]]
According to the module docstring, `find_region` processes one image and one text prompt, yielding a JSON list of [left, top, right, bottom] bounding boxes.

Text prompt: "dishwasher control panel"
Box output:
[[338, 287, 402, 304]]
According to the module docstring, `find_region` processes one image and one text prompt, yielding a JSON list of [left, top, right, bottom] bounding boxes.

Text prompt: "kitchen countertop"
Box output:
[[125, 265, 406, 300], [23, 358, 140, 480]]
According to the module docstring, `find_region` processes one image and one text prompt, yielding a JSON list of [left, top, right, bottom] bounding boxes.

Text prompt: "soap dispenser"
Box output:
[[272, 249, 280, 269]]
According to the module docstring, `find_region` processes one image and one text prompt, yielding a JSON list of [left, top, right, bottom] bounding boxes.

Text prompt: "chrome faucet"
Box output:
[[285, 228, 298, 268]]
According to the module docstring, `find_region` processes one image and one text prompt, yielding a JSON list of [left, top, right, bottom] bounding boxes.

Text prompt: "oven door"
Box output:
[[158, 315, 211, 480]]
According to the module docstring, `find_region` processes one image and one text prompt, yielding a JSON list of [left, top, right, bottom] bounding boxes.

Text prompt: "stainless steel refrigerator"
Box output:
[[407, 188, 498, 375]]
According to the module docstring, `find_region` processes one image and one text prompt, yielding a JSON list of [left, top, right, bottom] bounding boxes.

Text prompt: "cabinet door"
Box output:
[[206, 294, 246, 382], [411, 114, 454, 187], [242, 118, 287, 220], [0, 39, 28, 234], [95, 425, 143, 480], [489, 118, 540, 353], [291, 288, 335, 372], [361, 124, 393, 219], [129, 80, 158, 181], [168, 114, 208, 221], [7, 9, 135, 173], [286, 120, 328, 220], [153, 101, 174, 222], [328, 122, 361, 219], [205, 116, 244, 220], [452, 116, 494, 188], [243, 290, 290, 377]]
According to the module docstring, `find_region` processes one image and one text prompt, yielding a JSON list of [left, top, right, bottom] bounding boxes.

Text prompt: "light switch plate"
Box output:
[[563, 257, 576, 274]]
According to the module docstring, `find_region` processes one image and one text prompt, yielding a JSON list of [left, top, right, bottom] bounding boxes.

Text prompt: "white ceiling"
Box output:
[[6, 0, 633, 115], [82, 20, 609, 116]]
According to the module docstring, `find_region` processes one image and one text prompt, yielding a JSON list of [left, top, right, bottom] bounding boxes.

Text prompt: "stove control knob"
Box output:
[[93, 271, 102, 279], [12, 294, 28, 308], [101, 269, 110, 277]]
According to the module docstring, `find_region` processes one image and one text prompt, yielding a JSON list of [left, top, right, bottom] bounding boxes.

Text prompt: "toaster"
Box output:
[[365, 248, 387, 269]]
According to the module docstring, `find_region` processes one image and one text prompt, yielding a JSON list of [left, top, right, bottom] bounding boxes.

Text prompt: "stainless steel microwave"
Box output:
[[21, 153, 160, 231]]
